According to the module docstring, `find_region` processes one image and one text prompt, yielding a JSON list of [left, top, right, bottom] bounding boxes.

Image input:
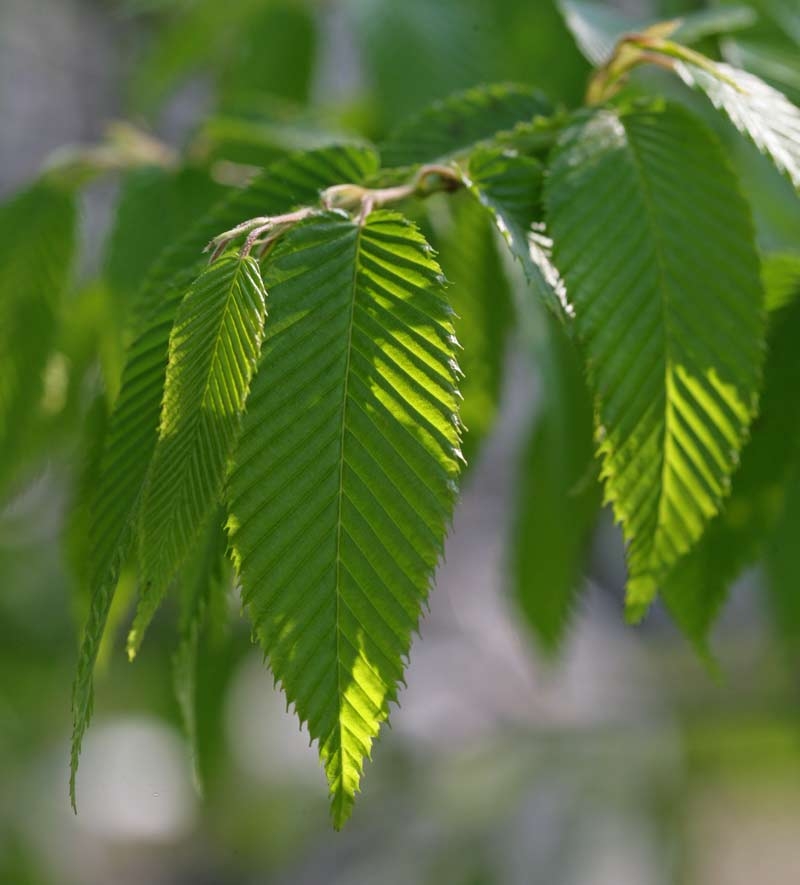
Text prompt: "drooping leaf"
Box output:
[[381, 84, 553, 168], [128, 254, 266, 656], [431, 194, 512, 464], [676, 61, 800, 190], [0, 181, 76, 491], [662, 296, 800, 653], [70, 145, 378, 807], [173, 511, 230, 791], [227, 211, 462, 827], [545, 104, 765, 616], [512, 308, 599, 652]]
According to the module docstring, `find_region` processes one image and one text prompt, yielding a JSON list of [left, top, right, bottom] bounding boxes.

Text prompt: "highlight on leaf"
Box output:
[[129, 253, 266, 658], [227, 210, 462, 827], [545, 103, 765, 617]]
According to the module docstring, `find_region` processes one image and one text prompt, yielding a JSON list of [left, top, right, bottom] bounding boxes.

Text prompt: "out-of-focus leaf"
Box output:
[[173, 511, 230, 791], [512, 308, 599, 653], [131, 0, 314, 112], [764, 470, 800, 660], [0, 182, 76, 492], [105, 166, 227, 313], [194, 108, 361, 169], [762, 251, 800, 312], [218, 1, 316, 109], [559, 0, 756, 66], [433, 194, 513, 465]]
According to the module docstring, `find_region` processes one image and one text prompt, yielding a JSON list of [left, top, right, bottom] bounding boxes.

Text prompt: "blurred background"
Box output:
[[1, 0, 800, 883]]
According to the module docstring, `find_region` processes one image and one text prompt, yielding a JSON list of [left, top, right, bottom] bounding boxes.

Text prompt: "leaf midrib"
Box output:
[[619, 113, 676, 578], [332, 220, 364, 815], [150, 257, 249, 579]]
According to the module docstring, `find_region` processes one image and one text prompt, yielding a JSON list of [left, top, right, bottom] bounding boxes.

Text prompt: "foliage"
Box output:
[[1, 0, 799, 831]]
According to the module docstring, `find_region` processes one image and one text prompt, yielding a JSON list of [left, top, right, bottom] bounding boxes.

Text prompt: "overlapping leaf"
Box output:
[[129, 254, 266, 656], [70, 145, 378, 806], [546, 105, 765, 616], [227, 211, 461, 827], [676, 61, 800, 190], [382, 84, 552, 168]]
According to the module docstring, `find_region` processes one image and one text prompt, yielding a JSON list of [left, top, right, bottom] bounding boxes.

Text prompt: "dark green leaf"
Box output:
[[227, 211, 462, 827]]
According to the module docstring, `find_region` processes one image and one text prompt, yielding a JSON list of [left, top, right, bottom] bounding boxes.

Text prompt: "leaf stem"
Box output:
[[207, 163, 465, 260]]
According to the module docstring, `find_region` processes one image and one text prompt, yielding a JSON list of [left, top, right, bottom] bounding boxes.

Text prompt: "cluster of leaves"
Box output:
[[2, 0, 799, 828]]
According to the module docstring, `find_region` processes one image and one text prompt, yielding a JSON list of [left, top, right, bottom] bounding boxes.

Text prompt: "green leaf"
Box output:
[[128, 254, 266, 656], [131, 0, 315, 112], [672, 6, 758, 46], [105, 166, 227, 310], [217, 1, 317, 109], [431, 195, 512, 464], [173, 511, 230, 792], [676, 61, 800, 190], [662, 296, 800, 653], [347, 0, 503, 131], [70, 145, 378, 808], [0, 182, 76, 490], [762, 251, 800, 311], [558, 0, 756, 66], [381, 84, 553, 168], [545, 105, 765, 616], [195, 108, 360, 169], [512, 309, 599, 652], [764, 470, 800, 659], [227, 211, 462, 827], [462, 146, 564, 320], [558, 0, 647, 66]]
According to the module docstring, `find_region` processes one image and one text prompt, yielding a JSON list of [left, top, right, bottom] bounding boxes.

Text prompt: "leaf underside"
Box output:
[[546, 104, 765, 616], [227, 211, 461, 827], [677, 61, 800, 190]]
